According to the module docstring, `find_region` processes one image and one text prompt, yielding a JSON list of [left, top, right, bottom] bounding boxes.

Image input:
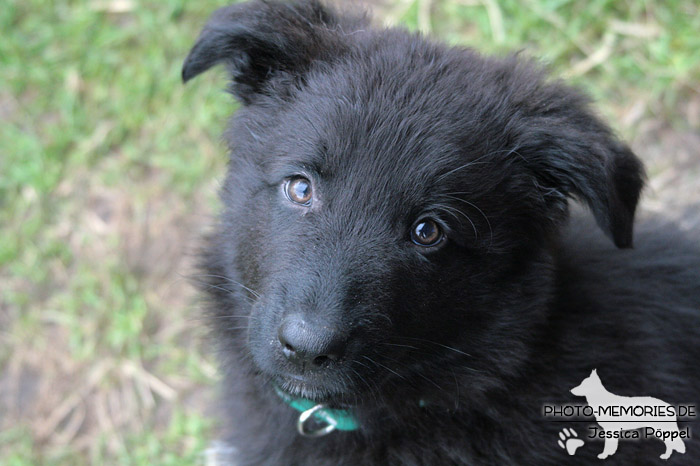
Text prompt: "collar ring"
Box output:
[[297, 403, 337, 437]]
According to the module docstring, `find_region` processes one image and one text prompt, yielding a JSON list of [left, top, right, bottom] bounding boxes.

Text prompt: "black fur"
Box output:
[[183, 1, 700, 464]]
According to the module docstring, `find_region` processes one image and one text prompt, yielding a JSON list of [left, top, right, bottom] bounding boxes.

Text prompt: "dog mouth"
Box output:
[[274, 375, 354, 407]]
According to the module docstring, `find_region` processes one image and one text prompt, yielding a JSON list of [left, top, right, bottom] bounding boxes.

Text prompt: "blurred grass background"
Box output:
[[1, 0, 698, 464]]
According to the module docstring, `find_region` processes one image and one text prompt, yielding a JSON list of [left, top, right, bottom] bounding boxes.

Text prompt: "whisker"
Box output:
[[436, 145, 524, 182], [435, 203, 478, 239], [395, 337, 474, 358], [189, 273, 262, 298], [363, 356, 406, 381], [435, 152, 495, 182], [208, 314, 252, 320], [185, 275, 258, 306], [349, 367, 374, 396], [380, 342, 420, 350], [350, 361, 382, 406], [382, 354, 445, 392], [352, 359, 373, 371], [440, 194, 494, 248]]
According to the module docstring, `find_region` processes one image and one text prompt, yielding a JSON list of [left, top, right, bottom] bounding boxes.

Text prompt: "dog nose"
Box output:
[[277, 316, 346, 367]]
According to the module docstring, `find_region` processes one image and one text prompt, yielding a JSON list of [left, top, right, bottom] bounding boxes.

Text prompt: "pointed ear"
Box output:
[[182, 0, 362, 104], [520, 83, 645, 248], [592, 369, 598, 376]]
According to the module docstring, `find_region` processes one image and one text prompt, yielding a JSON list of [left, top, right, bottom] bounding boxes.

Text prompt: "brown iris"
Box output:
[[411, 219, 442, 246], [285, 177, 312, 205]]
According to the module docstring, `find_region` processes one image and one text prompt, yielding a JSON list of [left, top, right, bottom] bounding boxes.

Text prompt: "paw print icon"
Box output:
[[558, 428, 584, 456]]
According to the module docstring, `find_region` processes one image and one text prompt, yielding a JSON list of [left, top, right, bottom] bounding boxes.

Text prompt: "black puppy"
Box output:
[[183, 1, 700, 464]]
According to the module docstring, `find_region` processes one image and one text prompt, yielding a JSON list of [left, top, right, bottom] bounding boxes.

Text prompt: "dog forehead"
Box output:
[[273, 108, 464, 210], [262, 36, 526, 211], [279, 69, 475, 189]]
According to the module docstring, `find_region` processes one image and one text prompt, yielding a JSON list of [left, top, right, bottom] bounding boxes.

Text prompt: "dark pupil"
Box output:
[[415, 221, 437, 244], [292, 180, 310, 202]]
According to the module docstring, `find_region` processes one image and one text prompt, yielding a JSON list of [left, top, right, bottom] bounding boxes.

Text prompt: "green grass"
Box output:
[[393, 0, 700, 130], [1, 0, 698, 464]]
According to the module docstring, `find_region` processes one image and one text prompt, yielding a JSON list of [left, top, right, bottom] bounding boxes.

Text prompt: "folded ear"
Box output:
[[182, 0, 362, 104], [519, 84, 645, 248]]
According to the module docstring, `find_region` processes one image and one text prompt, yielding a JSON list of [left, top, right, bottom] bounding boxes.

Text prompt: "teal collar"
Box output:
[[274, 386, 359, 436]]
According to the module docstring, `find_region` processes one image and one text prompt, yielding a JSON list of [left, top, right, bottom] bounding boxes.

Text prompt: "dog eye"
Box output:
[[411, 219, 443, 247], [285, 176, 313, 205]]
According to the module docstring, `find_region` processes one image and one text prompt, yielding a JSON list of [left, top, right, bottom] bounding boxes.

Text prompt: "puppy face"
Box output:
[[184, 1, 644, 405]]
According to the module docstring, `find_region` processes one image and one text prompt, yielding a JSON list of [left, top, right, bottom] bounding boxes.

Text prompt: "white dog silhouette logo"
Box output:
[[570, 369, 686, 460]]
